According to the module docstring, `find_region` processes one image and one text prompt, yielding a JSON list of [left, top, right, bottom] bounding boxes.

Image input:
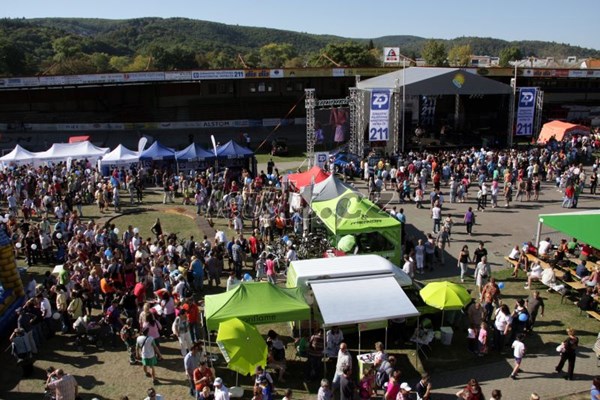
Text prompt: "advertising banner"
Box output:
[[383, 47, 400, 63], [369, 90, 392, 141], [516, 87, 537, 136], [191, 70, 245, 80]]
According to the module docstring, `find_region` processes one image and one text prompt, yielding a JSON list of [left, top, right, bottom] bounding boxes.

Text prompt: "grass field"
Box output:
[[1, 185, 598, 400]]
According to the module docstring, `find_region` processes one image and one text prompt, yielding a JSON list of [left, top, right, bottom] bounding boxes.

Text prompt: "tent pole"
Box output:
[[535, 220, 542, 247], [415, 316, 420, 369], [358, 325, 361, 355], [323, 326, 327, 378], [236, 372, 239, 386], [385, 326, 388, 350]]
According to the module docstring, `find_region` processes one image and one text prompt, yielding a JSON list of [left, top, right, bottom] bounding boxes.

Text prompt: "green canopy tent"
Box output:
[[536, 210, 600, 249], [204, 282, 311, 331], [310, 189, 402, 264]]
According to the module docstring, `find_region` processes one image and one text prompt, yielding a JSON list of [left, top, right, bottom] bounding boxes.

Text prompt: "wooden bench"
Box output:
[[526, 254, 552, 270], [504, 256, 519, 269], [560, 279, 587, 304], [553, 268, 566, 280], [587, 311, 600, 322]]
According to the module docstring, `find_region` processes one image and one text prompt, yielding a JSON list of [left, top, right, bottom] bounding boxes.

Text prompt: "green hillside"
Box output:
[[1, 17, 599, 77]]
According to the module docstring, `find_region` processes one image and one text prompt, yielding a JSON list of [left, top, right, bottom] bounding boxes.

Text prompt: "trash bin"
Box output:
[[440, 326, 453, 346]]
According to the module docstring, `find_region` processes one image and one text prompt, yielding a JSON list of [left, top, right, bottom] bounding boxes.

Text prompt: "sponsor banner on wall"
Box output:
[[191, 70, 245, 80], [369, 89, 392, 142], [164, 71, 193, 80]]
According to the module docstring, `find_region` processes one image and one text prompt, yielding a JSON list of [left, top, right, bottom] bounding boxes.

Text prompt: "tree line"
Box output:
[[1, 17, 598, 76]]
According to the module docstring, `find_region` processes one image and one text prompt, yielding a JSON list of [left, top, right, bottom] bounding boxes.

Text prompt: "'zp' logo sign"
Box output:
[[519, 89, 536, 107], [371, 91, 390, 110]]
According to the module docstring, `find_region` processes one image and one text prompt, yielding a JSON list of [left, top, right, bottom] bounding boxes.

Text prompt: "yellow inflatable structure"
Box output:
[[0, 229, 25, 334]]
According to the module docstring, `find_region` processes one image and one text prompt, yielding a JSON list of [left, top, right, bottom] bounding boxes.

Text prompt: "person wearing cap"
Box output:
[[397, 382, 411, 400], [213, 377, 230, 400], [144, 387, 164, 400]]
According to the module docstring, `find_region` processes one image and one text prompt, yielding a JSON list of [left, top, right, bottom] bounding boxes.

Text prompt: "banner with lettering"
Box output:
[[369, 90, 392, 141]]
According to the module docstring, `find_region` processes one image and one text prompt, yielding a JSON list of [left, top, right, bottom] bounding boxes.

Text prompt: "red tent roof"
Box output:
[[537, 120, 589, 144], [68, 135, 90, 143], [287, 166, 330, 190]]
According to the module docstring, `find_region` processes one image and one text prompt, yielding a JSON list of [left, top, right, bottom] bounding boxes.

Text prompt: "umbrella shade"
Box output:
[[216, 318, 267, 376], [337, 235, 356, 252], [419, 281, 471, 311]]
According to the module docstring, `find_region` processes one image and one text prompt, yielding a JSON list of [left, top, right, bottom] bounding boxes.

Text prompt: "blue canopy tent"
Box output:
[[139, 141, 176, 169], [216, 140, 256, 175], [176, 143, 216, 162], [139, 141, 176, 161], [216, 140, 254, 159], [175, 143, 216, 174]]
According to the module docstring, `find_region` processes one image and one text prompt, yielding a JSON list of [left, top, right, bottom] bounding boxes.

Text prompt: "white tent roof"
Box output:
[[289, 254, 412, 288], [35, 141, 109, 162], [100, 144, 139, 166], [310, 275, 420, 327], [0, 145, 37, 164], [356, 67, 512, 95]]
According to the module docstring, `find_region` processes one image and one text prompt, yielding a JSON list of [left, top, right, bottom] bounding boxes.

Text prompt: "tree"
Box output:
[[0, 39, 26, 75], [499, 46, 522, 67], [52, 35, 84, 62], [109, 55, 131, 71], [258, 43, 296, 68], [447, 44, 472, 67], [89, 52, 113, 72], [309, 42, 378, 67], [421, 40, 447, 67]]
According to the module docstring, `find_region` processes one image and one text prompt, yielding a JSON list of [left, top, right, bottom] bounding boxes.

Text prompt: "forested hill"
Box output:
[[1, 17, 599, 77]]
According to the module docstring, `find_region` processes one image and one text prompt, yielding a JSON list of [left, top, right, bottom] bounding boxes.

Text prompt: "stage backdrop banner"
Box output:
[[369, 90, 392, 141], [516, 87, 537, 136]]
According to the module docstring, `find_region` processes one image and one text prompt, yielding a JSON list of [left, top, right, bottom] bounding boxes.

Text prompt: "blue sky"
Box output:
[[3, 0, 599, 50]]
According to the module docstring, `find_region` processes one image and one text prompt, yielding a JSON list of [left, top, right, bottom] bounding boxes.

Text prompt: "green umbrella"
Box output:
[[419, 281, 471, 327], [216, 318, 267, 376], [337, 235, 356, 252]]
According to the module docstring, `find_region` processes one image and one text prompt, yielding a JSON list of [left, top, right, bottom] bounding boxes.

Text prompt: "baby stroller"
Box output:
[[73, 316, 109, 351]]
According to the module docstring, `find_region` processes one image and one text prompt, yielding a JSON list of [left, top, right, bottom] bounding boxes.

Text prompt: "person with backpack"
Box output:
[[172, 309, 193, 357], [105, 299, 124, 347], [136, 327, 163, 385], [120, 317, 138, 365], [376, 355, 396, 390]]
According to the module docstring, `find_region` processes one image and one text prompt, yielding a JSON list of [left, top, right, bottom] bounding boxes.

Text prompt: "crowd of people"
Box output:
[[2, 132, 600, 399]]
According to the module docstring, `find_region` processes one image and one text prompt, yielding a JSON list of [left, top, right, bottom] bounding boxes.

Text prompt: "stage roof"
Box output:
[[356, 67, 513, 95]]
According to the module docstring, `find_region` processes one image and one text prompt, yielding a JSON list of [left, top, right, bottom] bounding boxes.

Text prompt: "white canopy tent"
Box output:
[[310, 275, 420, 327], [100, 144, 139, 166], [0, 145, 38, 165], [288, 254, 413, 290], [310, 275, 420, 355], [35, 141, 110, 164]]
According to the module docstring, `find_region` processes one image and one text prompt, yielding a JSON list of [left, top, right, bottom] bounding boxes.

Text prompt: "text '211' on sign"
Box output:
[[369, 90, 392, 141], [515, 87, 537, 136]]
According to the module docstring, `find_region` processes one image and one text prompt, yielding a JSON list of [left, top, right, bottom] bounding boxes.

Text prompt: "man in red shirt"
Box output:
[[183, 298, 201, 342], [193, 361, 214, 393]]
